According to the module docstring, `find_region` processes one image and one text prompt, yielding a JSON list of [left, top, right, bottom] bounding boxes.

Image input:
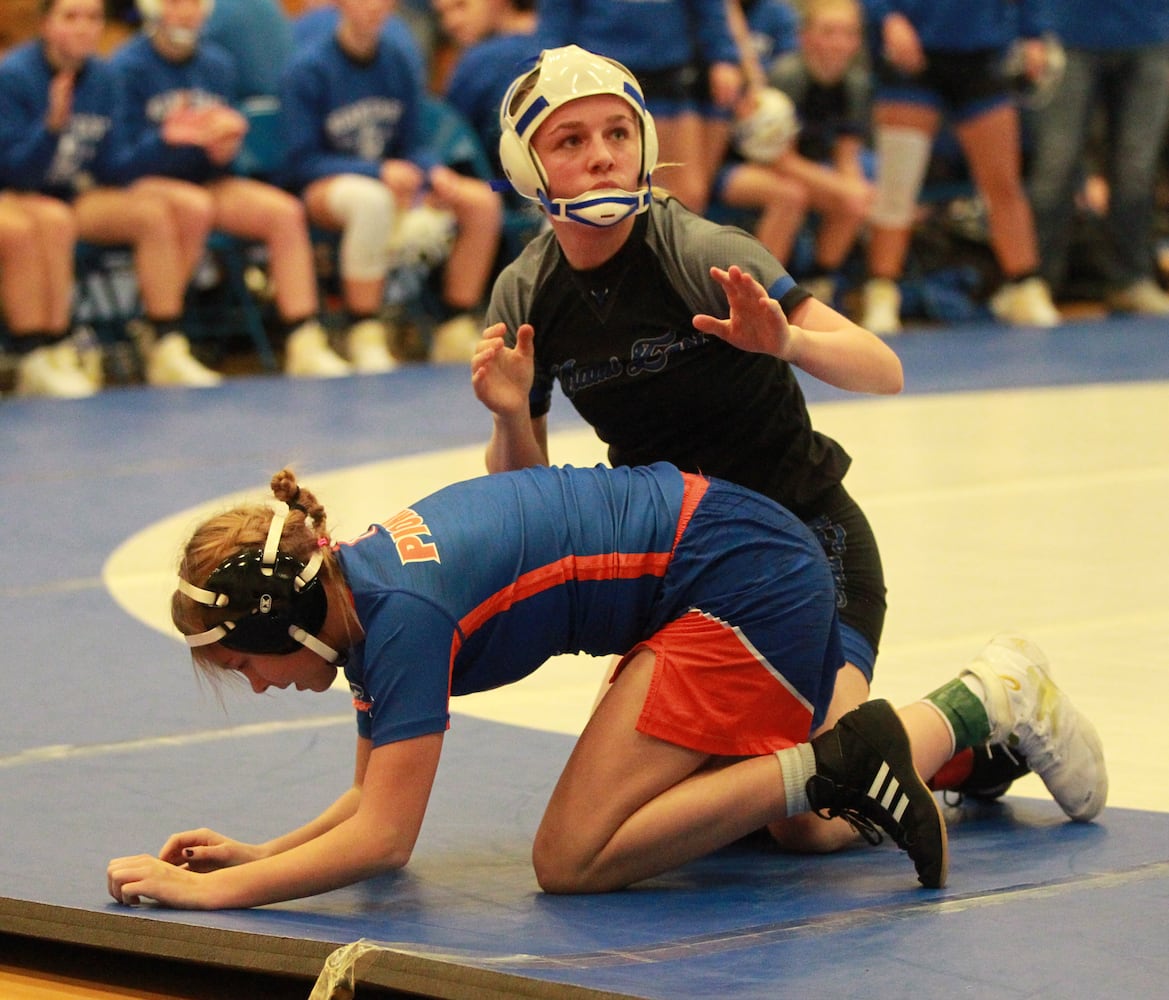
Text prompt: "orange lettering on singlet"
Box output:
[[384, 508, 440, 564]]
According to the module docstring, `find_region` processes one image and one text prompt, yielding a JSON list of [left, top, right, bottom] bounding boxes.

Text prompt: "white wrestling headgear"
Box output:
[[498, 44, 659, 227], [136, 0, 215, 54], [732, 87, 800, 164]]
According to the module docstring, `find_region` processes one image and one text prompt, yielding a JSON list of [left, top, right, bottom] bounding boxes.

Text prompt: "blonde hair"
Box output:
[[800, 0, 863, 28], [171, 468, 346, 681]]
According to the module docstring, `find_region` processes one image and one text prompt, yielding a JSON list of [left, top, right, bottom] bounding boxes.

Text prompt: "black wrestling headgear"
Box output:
[[177, 503, 342, 663]]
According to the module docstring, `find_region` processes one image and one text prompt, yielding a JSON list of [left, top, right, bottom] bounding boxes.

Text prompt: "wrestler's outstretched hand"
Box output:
[[693, 266, 798, 362]]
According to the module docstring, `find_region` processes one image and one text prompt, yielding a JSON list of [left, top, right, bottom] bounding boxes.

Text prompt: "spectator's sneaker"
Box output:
[[808, 699, 948, 888], [429, 313, 483, 364], [961, 634, 1106, 821], [145, 332, 223, 388], [285, 321, 352, 378], [930, 744, 1031, 802], [800, 275, 838, 307], [1105, 278, 1169, 316], [989, 276, 1061, 327], [344, 318, 396, 374], [861, 278, 902, 336], [15, 340, 98, 398]]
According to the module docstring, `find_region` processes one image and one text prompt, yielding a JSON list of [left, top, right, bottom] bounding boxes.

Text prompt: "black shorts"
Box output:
[[874, 48, 1011, 122], [634, 62, 706, 116], [799, 484, 886, 680]]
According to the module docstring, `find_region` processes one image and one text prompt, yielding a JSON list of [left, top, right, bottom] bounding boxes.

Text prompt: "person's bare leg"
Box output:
[[130, 177, 214, 288], [535, 651, 787, 893], [429, 168, 501, 312], [75, 186, 194, 319], [956, 104, 1041, 277], [209, 176, 319, 321], [768, 662, 869, 851], [29, 194, 77, 330], [654, 112, 712, 214], [719, 163, 809, 263], [0, 201, 53, 333]]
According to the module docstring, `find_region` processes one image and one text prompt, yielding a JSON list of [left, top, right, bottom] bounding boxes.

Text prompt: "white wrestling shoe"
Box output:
[[961, 634, 1107, 821]]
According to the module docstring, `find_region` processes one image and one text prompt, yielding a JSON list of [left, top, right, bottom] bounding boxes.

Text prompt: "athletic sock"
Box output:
[[922, 677, 992, 754], [774, 742, 816, 817], [278, 315, 313, 336], [274, 314, 316, 346], [345, 310, 379, 327], [7, 330, 61, 354], [144, 316, 185, 340]]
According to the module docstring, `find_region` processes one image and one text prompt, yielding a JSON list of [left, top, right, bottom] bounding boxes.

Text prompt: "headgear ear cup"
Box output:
[[498, 107, 547, 201], [177, 504, 342, 663], [640, 104, 659, 182]]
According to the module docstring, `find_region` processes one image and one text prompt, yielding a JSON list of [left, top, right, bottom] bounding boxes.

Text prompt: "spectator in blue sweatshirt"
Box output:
[[0, 0, 219, 390], [112, 0, 354, 378]]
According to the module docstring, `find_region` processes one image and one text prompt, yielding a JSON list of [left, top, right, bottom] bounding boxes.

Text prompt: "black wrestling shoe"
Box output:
[[960, 744, 1031, 800], [807, 699, 948, 889]]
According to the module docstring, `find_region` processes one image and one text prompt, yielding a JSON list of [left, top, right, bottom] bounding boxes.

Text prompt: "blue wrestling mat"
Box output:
[[2, 715, 1167, 998], [2, 314, 1168, 997]]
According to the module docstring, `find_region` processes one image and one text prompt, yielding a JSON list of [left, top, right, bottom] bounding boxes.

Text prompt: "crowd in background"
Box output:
[[2, 0, 1168, 398]]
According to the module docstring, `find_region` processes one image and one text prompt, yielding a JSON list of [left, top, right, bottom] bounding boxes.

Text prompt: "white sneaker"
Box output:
[[285, 321, 353, 378], [989, 276, 1061, 327], [146, 332, 223, 387], [345, 318, 397, 374], [428, 313, 483, 364], [962, 634, 1107, 822], [15, 340, 98, 398], [861, 278, 902, 336], [1105, 278, 1169, 316]]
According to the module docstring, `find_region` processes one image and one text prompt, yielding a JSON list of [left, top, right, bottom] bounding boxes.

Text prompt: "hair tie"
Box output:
[[287, 486, 309, 515], [317, 536, 330, 548]]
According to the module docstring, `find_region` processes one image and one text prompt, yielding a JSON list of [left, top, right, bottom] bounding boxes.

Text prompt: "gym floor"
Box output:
[[2, 312, 1167, 999]]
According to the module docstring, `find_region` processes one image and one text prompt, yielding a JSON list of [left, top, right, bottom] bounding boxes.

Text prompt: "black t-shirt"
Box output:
[[768, 53, 872, 164], [487, 197, 850, 514]]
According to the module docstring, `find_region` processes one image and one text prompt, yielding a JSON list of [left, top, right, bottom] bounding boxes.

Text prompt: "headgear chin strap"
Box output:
[[537, 186, 653, 227], [177, 504, 344, 663]]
